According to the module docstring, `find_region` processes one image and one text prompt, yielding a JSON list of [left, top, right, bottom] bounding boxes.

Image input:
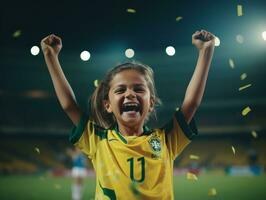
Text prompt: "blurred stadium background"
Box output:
[[1, 0, 266, 199]]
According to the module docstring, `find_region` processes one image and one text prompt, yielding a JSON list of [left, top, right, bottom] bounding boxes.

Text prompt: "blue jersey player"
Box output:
[[67, 147, 87, 200]]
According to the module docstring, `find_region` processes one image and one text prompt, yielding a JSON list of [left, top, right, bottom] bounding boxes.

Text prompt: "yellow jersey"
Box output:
[[70, 110, 197, 200]]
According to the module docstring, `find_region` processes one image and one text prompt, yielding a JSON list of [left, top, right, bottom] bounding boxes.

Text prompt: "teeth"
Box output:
[[121, 102, 140, 112], [124, 103, 138, 106]]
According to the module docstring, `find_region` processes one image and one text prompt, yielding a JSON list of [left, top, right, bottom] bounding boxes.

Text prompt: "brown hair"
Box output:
[[90, 61, 161, 128]]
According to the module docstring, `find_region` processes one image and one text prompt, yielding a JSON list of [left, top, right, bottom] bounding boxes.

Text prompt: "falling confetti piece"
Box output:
[[175, 16, 183, 22], [236, 34, 244, 44], [35, 147, 40, 154], [13, 30, 22, 38], [54, 184, 61, 189], [229, 58, 235, 69], [186, 172, 198, 181], [237, 5, 243, 16], [238, 84, 252, 91], [130, 181, 140, 196], [127, 8, 136, 13], [94, 79, 99, 87], [231, 146, 236, 155], [242, 106, 251, 116], [176, 107, 180, 111], [208, 188, 217, 196], [105, 171, 113, 177], [251, 131, 258, 138], [189, 155, 199, 160], [240, 73, 247, 80]]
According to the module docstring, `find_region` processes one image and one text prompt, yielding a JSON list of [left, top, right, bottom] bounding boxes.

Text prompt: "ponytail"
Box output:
[[90, 80, 115, 128]]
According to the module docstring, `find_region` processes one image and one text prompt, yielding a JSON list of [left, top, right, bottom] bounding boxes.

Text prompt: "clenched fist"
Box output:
[[192, 30, 215, 50], [41, 34, 62, 56]]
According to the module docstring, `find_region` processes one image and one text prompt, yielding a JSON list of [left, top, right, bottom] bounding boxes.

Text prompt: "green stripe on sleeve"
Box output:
[[69, 113, 89, 144], [99, 182, 117, 200], [174, 110, 198, 140]]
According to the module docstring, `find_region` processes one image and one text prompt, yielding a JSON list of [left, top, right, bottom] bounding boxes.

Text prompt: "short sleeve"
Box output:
[[69, 113, 107, 159], [163, 109, 198, 160]]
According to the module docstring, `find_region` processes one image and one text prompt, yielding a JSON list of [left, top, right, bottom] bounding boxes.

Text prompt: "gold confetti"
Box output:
[[189, 155, 199, 160], [231, 146, 236, 155], [35, 147, 40, 154], [237, 5, 243, 16], [127, 8, 136, 13], [238, 84, 252, 91], [240, 73, 247, 80], [251, 131, 258, 138], [242, 106, 251, 116], [54, 184, 61, 189], [130, 181, 140, 196], [175, 16, 183, 22], [208, 188, 217, 196], [105, 171, 113, 177], [229, 58, 235, 69], [13, 30, 22, 38], [186, 172, 198, 181], [94, 79, 99, 87]]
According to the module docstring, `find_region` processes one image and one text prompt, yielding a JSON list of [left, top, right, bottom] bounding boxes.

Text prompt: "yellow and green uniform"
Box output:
[[70, 110, 197, 200]]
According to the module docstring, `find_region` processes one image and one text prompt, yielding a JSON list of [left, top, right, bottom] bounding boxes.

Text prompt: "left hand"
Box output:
[[192, 30, 215, 50]]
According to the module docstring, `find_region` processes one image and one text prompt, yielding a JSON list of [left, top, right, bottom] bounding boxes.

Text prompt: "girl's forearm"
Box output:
[[44, 55, 81, 124], [181, 46, 214, 122]]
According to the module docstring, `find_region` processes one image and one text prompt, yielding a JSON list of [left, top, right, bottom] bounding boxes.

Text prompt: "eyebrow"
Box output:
[[112, 83, 146, 90]]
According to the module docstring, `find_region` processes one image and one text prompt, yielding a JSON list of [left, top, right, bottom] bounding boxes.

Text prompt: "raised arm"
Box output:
[[41, 34, 82, 125], [181, 30, 215, 123]]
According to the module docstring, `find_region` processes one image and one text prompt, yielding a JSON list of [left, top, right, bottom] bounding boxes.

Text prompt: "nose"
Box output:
[[125, 89, 136, 99]]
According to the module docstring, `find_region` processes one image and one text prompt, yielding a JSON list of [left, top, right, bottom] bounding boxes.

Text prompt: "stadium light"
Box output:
[[262, 31, 266, 41], [125, 48, 134, 58], [214, 37, 220, 46], [30, 46, 40, 56], [80, 51, 91, 61], [165, 46, 175, 56]]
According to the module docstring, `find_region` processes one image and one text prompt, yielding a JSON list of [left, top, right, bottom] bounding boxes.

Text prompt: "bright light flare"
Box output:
[[165, 46, 175, 56], [31, 46, 40, 56], [262, 31, 266, 41], [125, 48, 135, 58], [214, 37, 220, 46], [80, 51, 91, 61]]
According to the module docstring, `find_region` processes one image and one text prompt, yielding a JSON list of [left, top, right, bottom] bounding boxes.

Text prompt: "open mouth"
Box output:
[[121, 102, 141, 113]]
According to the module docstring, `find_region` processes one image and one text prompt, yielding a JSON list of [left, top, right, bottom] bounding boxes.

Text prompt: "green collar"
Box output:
[[112, 124, 153, 144]]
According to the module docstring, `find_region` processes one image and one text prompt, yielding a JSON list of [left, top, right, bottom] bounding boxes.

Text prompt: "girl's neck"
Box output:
[[117, 122, 144, 136]]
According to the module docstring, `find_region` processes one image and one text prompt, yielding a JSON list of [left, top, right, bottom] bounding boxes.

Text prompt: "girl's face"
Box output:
[[105, 69, 154, 128]]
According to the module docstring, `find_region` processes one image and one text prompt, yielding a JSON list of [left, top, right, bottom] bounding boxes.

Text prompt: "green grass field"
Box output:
[[0, 174, 265, 200]]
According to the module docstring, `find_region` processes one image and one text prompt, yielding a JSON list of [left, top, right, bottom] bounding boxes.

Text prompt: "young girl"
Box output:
[[41, 30, 215, 200]]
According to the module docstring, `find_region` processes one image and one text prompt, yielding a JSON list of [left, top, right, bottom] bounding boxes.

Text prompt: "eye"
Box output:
[[134, 86, 146, 93], [114, 88, 125, 94]]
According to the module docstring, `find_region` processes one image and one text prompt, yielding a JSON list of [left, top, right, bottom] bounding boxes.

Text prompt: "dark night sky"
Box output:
[[1, 0, 266, 135]]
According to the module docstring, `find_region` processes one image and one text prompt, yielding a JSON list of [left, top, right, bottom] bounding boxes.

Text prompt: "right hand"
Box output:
[[192, 30, 215, 50], [41, 34, 62, 56]]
